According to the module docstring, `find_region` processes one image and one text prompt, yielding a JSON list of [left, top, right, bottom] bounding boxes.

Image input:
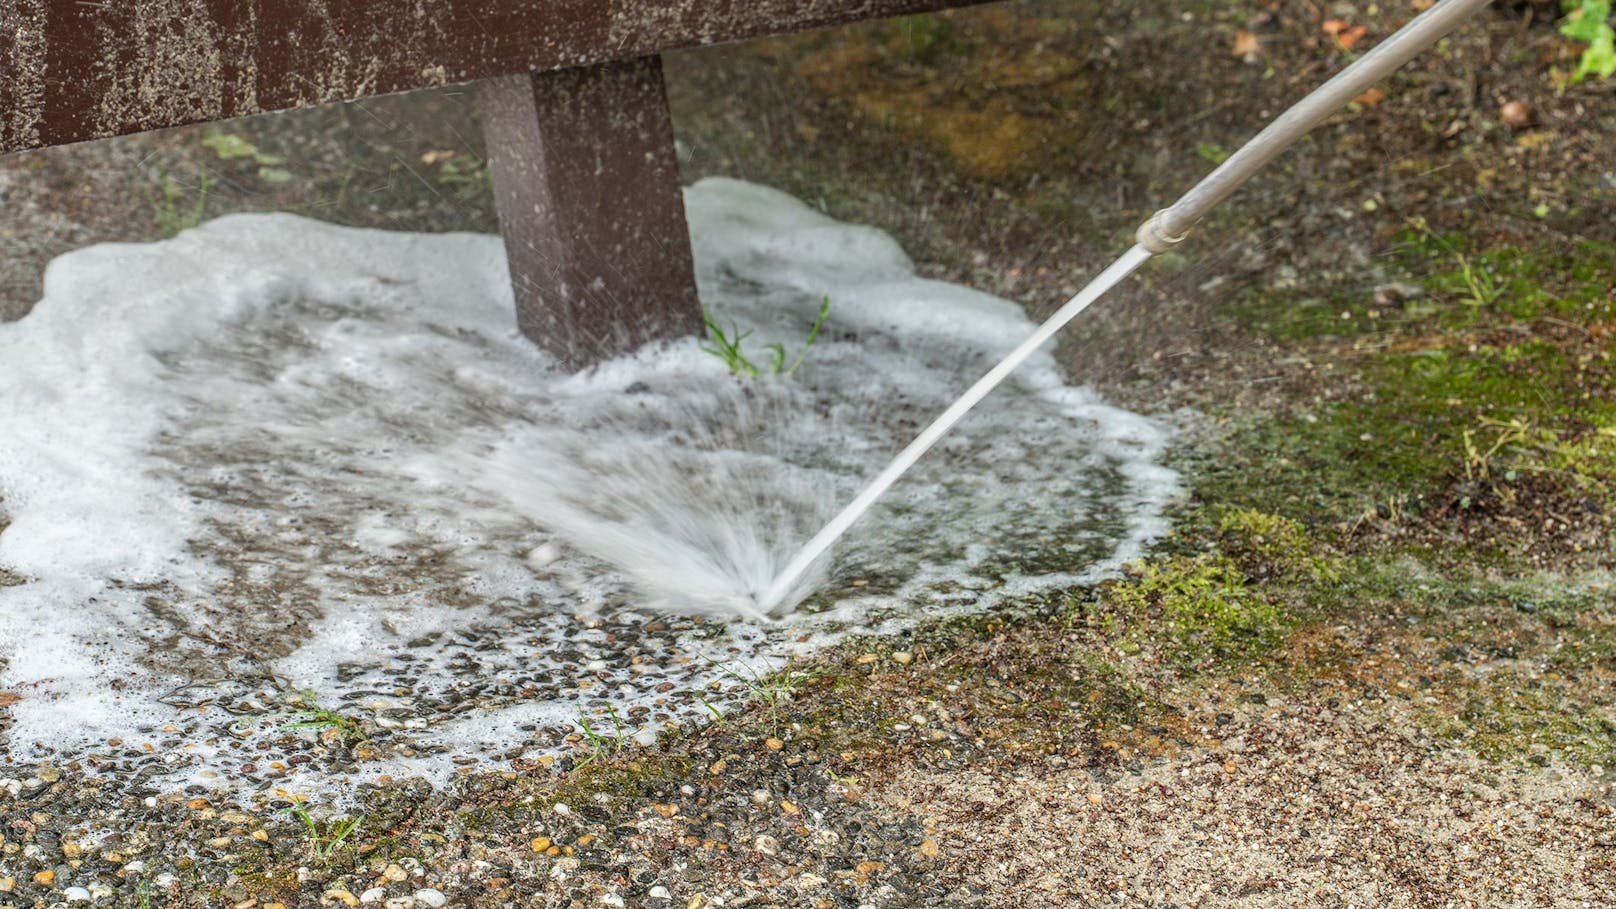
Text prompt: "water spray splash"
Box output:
[[757, 245, 1153, 613], [758, 0, 1492, 613]]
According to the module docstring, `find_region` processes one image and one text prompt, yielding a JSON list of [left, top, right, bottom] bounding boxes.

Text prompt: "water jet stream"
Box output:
[[757, 0, 1493, 614]]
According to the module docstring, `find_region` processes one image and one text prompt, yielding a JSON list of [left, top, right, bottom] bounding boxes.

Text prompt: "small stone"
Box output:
[[63, 886, 91, 902], [36, 767, 59, 783], [780, 799, 801, 815], [687, 895, 707, 909], [649, 885, 672, 899], [323, 889, 361, 907], [0, 878, 14, 893], [32, 871, 54, 886], [383, 864, 408, 882], [552, 802, 572, 816], [360, 887, 386, 903], [1087, 793, 1103, 804], [765, 738, 784, 751], [918, 838, 941, 858], [891, 651, 913, 665], [707, 760, 727, 774], [414, 890, 447, 908], [753, 834, 779, 855], [1499, 100, 1532, 129], [384, 898, 416, 909], [600, 894, 625, 907], [791, 872, 829, 891], [531, 837, 553, 852], [60, 842, 81, 860], [252, 829, 270, 841]]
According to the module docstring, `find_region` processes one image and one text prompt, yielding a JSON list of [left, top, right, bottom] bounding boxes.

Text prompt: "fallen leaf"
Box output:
[[1354, 87, 1387, 106], [1232, 30, 1261, 57], [0, 692, 19, 707], [1323, 19, 1369, 49]]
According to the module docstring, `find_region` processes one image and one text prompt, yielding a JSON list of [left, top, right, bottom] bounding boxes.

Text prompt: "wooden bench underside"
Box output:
[[3, 0, 987, 368], [2, 0, 978, 154]]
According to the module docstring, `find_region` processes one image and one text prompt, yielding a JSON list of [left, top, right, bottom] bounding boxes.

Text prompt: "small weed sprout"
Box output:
[[693, 692, 726, 726], [1459, 417, 1616, 501], [432, 152, 491, 200], [201, 128, 293, 183], [572, 703, 631, 769], [1461, 416, 1533, 484], [279, 799, 366, 861], [1405, 217, 1503, 310], [701, 311, 759, 377], [284, 691, 369, 745], [703, 657, 812, 733], [146, 170, 215, 238], [702, 297, 831, 378]]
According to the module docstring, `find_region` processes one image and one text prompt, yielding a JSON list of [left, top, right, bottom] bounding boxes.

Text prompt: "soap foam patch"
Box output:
[[0, 178, 1177, 797]]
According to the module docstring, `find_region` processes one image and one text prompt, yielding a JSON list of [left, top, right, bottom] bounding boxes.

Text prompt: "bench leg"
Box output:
[[477, 55, 701, 370]]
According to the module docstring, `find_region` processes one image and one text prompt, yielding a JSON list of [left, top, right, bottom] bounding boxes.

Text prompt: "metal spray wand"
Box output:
[[757, 0, 1495, 614]]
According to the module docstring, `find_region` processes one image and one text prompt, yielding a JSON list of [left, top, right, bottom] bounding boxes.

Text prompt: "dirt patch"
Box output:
[[871, 707, 1612, 906]]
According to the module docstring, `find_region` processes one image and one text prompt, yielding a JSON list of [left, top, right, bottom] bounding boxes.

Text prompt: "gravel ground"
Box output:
[[875, 700, 1613, 907], [4, 1, 1616, 906]]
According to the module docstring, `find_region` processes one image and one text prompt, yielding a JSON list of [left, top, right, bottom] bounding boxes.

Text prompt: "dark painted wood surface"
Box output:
[[1, 0, 986, 154], [478, 57, 701, 370]]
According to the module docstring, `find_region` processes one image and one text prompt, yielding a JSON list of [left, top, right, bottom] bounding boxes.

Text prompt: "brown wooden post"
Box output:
[[477, 55, 701, 370]]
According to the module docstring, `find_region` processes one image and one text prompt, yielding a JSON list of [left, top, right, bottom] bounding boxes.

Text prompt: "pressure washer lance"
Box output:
[[755, 0, 1495, 615]]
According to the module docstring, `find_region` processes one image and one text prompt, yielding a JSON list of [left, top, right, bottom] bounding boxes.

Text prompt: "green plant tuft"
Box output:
[[1561, 0, 1616, 86], [283, 692, 369, 745], [278, 799, 366, 861], [704, 657, 812, 735], [1109, 555, 1287, 662], [702, 297, 831, 378], [572, 703, 632, 769], [145, 170, 214, 238]]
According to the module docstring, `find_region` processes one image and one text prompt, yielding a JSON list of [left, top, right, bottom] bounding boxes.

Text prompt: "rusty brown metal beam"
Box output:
[[1, 0, 987, 155], [478, 56, 701, 370]]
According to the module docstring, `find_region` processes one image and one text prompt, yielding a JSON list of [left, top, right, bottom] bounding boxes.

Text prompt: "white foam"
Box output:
[[0, 178, 1178, 792]]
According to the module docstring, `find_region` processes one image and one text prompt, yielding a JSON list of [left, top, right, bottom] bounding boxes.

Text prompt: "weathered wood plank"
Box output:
[[0, 0, 987, 155], [478, 57, 700, 370]]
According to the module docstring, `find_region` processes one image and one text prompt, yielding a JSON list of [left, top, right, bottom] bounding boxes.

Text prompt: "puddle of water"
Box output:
[[0, 178, 1177, 798]]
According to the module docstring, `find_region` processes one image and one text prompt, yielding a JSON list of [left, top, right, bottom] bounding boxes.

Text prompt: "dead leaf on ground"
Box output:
[[1355, 87, 1387, 107], [1323, 19, 1369, 50]]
